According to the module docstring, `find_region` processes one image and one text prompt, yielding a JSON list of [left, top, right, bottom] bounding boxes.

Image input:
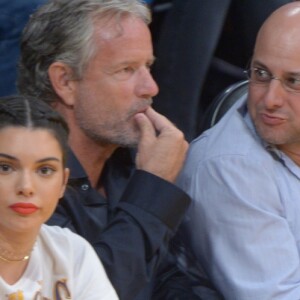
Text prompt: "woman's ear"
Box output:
[[48, 62, 77, 106], [60, 167, 70, 198]]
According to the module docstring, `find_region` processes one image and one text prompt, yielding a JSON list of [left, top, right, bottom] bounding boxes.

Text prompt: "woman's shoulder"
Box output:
[[39, 224, 90, 251]]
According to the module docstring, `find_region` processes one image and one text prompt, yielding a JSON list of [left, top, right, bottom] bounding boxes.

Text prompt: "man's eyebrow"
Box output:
[[287, 71, 300, 77], [251, 60, 269, 70], [252, 60, 300, 77], [149, 56, 156, 64], [115, 55, 156, 66]]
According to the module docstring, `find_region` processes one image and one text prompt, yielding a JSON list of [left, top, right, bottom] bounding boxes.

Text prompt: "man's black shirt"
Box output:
[[47, 148, 190, 299]]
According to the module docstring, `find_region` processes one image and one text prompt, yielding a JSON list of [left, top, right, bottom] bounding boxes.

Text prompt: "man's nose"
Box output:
[[136, 67, 159, 98], [262, 79, 285, 109]]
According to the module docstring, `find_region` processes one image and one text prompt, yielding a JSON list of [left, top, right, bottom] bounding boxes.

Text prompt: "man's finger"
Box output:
[[144, 107, 175, 133], [134, 112, 156, 139]]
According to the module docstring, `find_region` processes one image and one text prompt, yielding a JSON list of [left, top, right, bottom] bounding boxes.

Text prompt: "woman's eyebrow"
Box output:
[[36, 157, 61, 163], [0, 153, 17, 160]]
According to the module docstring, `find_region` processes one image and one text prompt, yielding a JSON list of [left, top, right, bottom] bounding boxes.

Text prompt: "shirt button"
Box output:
[[81, 184, 89, 191]]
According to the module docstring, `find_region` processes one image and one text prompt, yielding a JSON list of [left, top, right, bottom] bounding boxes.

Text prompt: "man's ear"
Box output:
[[48, 62, 77, 106]]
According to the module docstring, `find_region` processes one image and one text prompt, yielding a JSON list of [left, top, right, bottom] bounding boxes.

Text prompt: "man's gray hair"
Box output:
[[17, 0, 151, 104]]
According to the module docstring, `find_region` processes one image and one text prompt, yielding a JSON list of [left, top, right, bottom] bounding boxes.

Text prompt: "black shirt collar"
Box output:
[[66, 147, 136, 181]]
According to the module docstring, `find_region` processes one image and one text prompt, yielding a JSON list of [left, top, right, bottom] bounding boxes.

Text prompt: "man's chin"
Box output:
[[115, 132, 140, 148], [119, 138, 139, 148]]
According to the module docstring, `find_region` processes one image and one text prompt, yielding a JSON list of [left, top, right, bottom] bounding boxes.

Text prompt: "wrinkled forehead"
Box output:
[[93, 14, 148, 40]]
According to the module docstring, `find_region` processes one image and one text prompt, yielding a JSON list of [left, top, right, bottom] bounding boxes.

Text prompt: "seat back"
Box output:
[[200, 80, 248, 132]]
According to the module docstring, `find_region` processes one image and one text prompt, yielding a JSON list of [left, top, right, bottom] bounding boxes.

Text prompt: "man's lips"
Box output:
[[260, 113, 286, 126], [135, 106, 149, 115], [9, 203, 38, 215], [130, 108, 149, 120]]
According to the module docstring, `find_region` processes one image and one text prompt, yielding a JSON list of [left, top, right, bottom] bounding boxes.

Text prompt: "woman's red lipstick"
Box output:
[[9, 203, 38, 215]]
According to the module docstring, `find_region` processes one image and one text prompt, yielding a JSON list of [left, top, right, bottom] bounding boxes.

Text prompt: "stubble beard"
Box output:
[[254, 117, 300, 146], [76, 99, 152, 148]]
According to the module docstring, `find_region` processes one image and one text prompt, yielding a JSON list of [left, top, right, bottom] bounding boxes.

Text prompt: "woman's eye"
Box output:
[[37, 166, 56, 176], [0, 163, 13, 174]]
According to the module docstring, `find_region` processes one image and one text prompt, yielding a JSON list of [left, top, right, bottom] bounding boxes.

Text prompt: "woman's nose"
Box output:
[[17, 172, 34, 197]]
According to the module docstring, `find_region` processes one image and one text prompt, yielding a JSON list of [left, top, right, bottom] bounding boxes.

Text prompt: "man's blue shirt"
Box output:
[[178, 95, 300, 299]]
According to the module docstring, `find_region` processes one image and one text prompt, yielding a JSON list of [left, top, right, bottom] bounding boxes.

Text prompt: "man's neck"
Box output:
[[53, 102, 119, 187], [278, 144, 300, 167], [69, 133, 118, 188]]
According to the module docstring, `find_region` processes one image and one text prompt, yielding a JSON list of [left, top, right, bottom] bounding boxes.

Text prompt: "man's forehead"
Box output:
[[93, 15, 147, 41]]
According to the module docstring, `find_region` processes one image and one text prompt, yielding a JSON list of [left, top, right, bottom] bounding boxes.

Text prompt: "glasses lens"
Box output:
[[252, 68, 272, 83], [284, 77, 300, 93], [245, 68, 300, 93]]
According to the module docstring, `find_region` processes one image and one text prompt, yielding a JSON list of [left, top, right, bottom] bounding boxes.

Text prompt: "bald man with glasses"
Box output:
[[176, 2, 300, 299]]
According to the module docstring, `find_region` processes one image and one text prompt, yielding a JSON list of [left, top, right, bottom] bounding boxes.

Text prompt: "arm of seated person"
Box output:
[[178, 151, 300, 299], [48, 171, 190, 299]]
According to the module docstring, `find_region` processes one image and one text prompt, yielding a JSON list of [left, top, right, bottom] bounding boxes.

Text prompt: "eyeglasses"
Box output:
[[244, 67, 300, 94]]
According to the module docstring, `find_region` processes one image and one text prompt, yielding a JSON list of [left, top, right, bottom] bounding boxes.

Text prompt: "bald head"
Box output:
[[261, 1, 300, 26], [255, 2, 300, 57]]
